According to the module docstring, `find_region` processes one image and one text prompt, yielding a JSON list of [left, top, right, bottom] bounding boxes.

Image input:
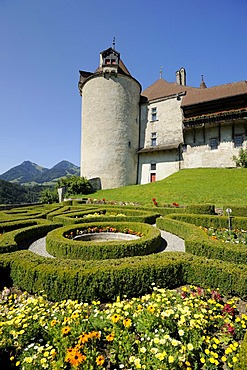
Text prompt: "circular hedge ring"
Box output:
[[46, 221, 162, 260]]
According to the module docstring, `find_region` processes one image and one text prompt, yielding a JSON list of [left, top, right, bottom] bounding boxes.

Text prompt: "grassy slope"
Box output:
[[81, 168, 247, 206]]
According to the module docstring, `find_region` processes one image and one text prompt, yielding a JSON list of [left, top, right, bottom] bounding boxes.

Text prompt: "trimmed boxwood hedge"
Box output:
[[156, 217, 247, 264], [0, 250, 247, 302], [164, 213, 247, 230], [0, 203, 246, 305], [234, 331, 247, 369], [53, 207, 160, 226], [46, 222, 162, 260], [0, 220, 38, 233], [0, 222, 62, 253]]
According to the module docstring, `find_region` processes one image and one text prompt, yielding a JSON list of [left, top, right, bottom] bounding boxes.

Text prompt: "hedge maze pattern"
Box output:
[[0, 202, 247, 303]]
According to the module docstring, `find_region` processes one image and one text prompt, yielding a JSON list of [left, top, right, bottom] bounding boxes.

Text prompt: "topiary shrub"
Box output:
[[46, 222, 162, 260]]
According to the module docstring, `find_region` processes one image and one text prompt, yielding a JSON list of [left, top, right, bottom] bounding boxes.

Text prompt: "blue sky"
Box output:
[[0, 0, 246, 175]]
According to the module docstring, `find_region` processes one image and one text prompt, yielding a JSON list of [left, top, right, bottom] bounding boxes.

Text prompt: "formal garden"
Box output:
[[0, 168, 247, 369]]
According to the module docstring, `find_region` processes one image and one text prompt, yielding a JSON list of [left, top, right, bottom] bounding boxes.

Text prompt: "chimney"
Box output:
[[176, 70, 181, 85], [180, 67, 186, 86], [176, 68, 186, 86]]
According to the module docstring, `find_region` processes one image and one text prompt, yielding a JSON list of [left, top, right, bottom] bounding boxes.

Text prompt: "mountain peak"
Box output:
[[0, 160, 80, 185]]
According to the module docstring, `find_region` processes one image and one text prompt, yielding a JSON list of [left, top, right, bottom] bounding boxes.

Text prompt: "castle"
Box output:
[[78, 46, 247, 190]]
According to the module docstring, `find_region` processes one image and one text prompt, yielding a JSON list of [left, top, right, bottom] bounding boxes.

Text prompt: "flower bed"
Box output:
[[0, 285, 246, 369], [204, 227, 247, 245]]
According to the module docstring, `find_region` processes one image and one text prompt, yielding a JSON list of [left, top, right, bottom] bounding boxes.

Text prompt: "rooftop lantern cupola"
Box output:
[[100, 46, 120, 77]]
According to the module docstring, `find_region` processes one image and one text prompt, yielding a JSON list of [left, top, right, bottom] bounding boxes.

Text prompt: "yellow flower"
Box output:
[[88, 331, 101, 339], [106, 333, 114, 341], [147, 305, 155, 313], [96, 355, 105, 366], [168, 355, 174, 363], [123, 318, 132, 328], [200, 357, 205, 363], [111, 314, 121, 323], [62, 326, 71, 336], [155, 352, 165, 361], [187, 343, 194, 351], [78, 333, 89, 345]]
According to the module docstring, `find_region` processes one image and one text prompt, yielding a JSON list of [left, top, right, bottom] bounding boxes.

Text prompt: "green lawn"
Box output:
[[80, 168, 247, 206]]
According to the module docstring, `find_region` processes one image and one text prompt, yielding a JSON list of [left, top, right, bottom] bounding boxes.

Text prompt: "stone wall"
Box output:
[[81, 74, 140, 189]]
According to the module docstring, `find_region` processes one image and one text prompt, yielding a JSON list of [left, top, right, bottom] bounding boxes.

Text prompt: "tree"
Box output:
[[39, 188, 59, 204], [233, 148, 247, 168], [57, 176, 93, 196]]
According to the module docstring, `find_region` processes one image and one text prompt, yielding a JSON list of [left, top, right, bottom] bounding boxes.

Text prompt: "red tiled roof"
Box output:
[[142, 79, 247, 107], [181, 81, 247, 106], [142, 78, 193, 101]]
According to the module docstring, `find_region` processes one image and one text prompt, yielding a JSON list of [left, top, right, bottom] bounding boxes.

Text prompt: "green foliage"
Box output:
[[46, 222, 162, 260], [58, 175, 93, 196], [0, 179, 43, 204], [1, 250, 247, 302], [164, 213, 247, 230], [0, 222, 62, 253], [156, 216, 247, 264], [234, 331, 247, 369], [88, 168, 247, 206], [39, 187, 59, 204], [53, 207, 160, 225], [233, 148, 247, 168]]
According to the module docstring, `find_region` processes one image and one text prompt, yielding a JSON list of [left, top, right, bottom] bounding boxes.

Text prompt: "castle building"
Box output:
[[79, 46, 247, 189]]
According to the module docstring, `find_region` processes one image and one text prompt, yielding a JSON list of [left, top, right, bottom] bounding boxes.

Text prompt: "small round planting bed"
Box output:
[[74, 232, 139, 242], [46, 221, 162, 260]]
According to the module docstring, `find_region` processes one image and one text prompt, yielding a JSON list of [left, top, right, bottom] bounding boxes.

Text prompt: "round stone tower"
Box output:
[[78, 47, 141, 190]]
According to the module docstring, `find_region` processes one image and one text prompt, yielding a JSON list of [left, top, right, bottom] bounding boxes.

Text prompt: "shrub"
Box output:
[[46, 222, 162, 260], [1, 251, 247, 302], [156, 217, 247, 264], [58, 176, 94, 196], [233, 148, 247, 168], [0, 222, 62, 253]]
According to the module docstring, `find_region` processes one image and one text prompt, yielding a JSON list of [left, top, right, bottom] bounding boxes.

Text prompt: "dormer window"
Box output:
[[100, 47, 120, 77], [105, 58, 117, 65], [101, 48, 119, 67]]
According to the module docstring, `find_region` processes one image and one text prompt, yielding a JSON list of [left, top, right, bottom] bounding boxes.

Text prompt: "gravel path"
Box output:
[[28, 229, 185, 258], [28, 237, 54, 258]]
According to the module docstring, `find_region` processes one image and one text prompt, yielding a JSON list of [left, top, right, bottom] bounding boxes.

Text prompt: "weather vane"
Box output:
[[159, 66, 163, 79], [112, 37, 116, 50]]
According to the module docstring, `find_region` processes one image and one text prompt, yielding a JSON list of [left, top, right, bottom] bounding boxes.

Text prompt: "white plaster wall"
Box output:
[[138, 151, 180, 184], [138, 96, 183, 184], [183, 123, 247, 168], [140, 97, 183, 148], [81, 74, 140, 189]]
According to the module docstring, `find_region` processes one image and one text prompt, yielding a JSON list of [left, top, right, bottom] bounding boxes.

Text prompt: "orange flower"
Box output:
[[123, 318, 132, 328], [96, 355, 105, 366], [88, 331, 101, 339], [62, 326, 71, 336], [106, 333, 114, 341], [66, 349, 86, 367], [50, 319, 57, 327], [78, 333, 89, 345]]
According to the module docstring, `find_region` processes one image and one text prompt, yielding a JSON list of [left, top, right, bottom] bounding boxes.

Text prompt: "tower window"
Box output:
[[151, 107, 157, 121], [210, 138, 218, 150], [151, 132, 157, 147]]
